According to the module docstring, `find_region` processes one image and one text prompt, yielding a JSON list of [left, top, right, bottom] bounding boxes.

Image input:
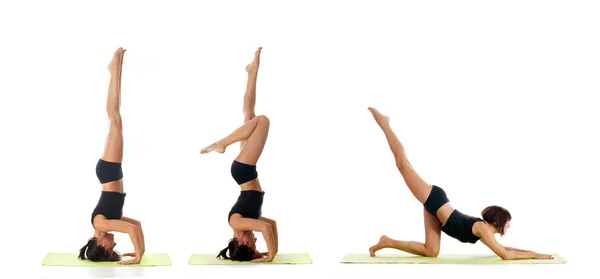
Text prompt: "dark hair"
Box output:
[[78, 238, 121, 262], [481, 205, 512, 235], [217, 239, 258, 262]]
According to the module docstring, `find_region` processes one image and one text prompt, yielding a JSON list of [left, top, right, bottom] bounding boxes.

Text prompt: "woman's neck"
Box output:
[[485, 223, 500, 234], [94, 230, 106, 238], [233, 229, 246, 239]]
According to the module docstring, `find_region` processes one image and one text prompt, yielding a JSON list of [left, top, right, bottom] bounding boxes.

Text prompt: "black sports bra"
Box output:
[[228, 190, 264, 223], [91, 191, 126, 228], [441, 209, 485, 244]]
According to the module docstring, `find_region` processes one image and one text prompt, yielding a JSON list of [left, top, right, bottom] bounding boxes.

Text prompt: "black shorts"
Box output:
[[96, 159, 123, 184], [423, 185, 450, 215], [231, 160, 258, 185]]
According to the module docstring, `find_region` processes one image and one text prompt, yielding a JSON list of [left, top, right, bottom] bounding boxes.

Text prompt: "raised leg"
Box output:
[[367, 107, 432, 204], [369, 208, 441, 257], [102, 47, 126, 163], [200, 47, 269, 165], [241, 47, 262, 150]]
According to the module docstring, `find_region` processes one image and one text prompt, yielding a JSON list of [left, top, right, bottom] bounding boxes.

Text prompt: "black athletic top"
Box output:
[[228, 190, 264, 223], [91, 191, 126, 228], [441, 209, 484, 244]]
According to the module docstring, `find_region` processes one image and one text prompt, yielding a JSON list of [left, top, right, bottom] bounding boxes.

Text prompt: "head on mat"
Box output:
[[481, 205, 512, 235], [217, 230, 263, 261], [78, 233, 121, 262], [203, 47, 278, 263]]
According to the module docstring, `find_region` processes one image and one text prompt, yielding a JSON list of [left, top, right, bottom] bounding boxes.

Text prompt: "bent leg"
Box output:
[[102, 48, 126, 163], [200, 115, 270, 166], [369, 208, 441, 257], [422, 208, 442, 256], [369, 210, 441, 257], [367, 107, 432, 204], [234, 115, 269, 165]]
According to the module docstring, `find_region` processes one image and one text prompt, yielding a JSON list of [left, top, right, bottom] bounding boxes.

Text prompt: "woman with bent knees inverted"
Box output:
[[200, 47, 278, 263], [78, 48, 145, 265], [366, 107, 553, 261]]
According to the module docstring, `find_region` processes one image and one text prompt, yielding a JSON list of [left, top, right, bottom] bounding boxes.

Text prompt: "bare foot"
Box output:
[[108, 47, 126, 73], [200, 141, 225, 154], [369, 235, 391, 257], [245, 47, 262, 74], [367, 107, 390, 126]]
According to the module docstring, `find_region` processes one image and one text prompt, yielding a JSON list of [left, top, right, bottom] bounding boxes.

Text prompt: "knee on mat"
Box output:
[[424, 247, 440, 257]]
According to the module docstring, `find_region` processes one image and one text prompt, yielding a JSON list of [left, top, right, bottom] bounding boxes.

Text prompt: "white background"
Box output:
[[0, 0, 598, 278]]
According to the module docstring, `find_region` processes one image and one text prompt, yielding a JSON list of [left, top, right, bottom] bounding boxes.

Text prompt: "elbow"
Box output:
[[129, 225, 141, 235], [499, 251, 512, 260], [261, 223, 273, 233]]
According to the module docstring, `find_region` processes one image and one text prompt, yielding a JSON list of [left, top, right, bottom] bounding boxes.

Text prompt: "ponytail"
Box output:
[[78, 241, 91, 260], [216, 239, 258, 262], [78, 238, 121, 262], [217, 246, 230, 259]]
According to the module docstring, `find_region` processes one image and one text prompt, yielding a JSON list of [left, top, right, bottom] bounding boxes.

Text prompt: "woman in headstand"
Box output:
[[366, 107, 553, 260], [78, 47, 145, 265], [200, 47, 278, 263]]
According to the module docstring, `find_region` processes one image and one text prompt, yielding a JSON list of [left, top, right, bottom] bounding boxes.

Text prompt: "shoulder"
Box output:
[[472, 220, 491, 237]]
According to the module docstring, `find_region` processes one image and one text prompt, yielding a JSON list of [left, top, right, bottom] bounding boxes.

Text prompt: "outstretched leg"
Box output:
[[367, 107, 432, 204], [241, 47, 262, 150], [102, 47, 126, 164], [369, 208, 442, 257]]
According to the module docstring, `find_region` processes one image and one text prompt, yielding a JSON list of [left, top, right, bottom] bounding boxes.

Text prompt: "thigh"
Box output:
[[397, 160, 433, 204], [423, 208, 442, 250], [235, 115, 269, 165], [102, 117, 124, 163], [240, 112, 256, 149]]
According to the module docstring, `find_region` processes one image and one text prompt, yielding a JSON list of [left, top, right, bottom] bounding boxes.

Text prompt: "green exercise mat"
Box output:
[[341, 253, 566, 264], [188, 253, 312, 265], [42, 253, 172, 266]]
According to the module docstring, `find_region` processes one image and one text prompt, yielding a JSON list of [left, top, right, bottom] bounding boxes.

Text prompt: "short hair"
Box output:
[[481, 205, 512, 235]]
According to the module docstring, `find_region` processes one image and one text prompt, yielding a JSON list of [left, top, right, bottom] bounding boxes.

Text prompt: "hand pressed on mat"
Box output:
[[118, 257, 141, 265], [251, 254, 274, 263]]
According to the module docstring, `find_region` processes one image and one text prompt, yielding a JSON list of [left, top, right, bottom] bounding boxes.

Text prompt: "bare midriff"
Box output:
[[101, 179, 124, 193], [436, 203, 456, 227], [240, 179, 263, 192]]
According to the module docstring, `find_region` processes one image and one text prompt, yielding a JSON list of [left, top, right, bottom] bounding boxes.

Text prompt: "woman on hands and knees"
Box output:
[[201, 47, 278, 263], [365, 107, 553, 261], [78, 47, 146, 265]]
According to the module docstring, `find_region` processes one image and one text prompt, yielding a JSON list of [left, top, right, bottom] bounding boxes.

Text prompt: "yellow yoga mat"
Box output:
[[188, 253, 313, 265], [42, 253, 172, 266], [341, 253, 567, 264]]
